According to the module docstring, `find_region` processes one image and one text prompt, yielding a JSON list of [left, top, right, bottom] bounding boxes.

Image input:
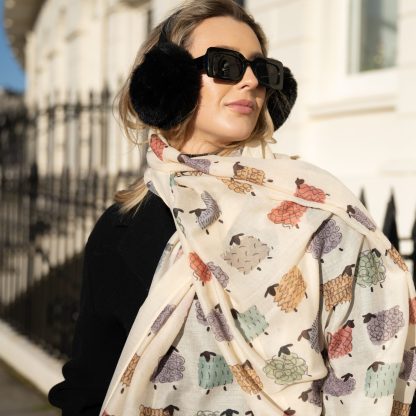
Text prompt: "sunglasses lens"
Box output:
[[211, 53, 242, 80], [254, 60, 281, 89], [204, 49, 283, 89]]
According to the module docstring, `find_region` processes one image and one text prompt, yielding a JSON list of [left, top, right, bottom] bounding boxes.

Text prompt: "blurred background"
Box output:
[[0, 0, 415, 413]]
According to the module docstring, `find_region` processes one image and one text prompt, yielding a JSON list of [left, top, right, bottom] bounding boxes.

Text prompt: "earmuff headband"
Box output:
[[129, 11, 297, 131]]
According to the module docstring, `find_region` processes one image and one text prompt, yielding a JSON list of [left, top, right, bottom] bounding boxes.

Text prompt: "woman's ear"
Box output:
[[129, 42, 202, 130], [267, 66, 297, 131]]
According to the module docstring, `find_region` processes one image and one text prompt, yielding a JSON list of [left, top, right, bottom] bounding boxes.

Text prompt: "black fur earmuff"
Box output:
[[267, 67, 297, 131], [128, 11, 297, 131], [129, 12, 201, 131]]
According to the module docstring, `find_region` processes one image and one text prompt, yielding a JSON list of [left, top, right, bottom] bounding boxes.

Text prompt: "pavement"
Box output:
[[0, 359, 59, 416]]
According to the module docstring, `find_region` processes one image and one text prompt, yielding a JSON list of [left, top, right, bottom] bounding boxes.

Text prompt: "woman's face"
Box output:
[[181, 16, 267, 153]]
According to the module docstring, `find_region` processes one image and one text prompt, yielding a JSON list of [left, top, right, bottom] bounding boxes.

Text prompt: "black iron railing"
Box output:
[[0, 90, 137, 359]]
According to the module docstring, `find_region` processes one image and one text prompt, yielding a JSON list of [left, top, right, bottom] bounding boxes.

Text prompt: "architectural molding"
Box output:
[[3, 0, 45, 66]]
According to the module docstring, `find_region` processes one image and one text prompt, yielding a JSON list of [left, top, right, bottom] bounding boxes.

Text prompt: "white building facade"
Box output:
[[2, 0, 416, 394], [5, 0, 414, 236]]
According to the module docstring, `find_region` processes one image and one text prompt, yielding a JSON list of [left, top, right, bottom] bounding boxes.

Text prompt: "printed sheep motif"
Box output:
[[365, 361, 401, 403], [221, 233, 272, 274], [297, 315, 322, 353], [263, 344, 308, 385], [189, 191, 223, 234], [177, 154, 211, 174], [194, 298, 233, 342], [295, 178, 327, 203], [298, 379, 324, 407], [327, 320, 354, 359], [399, 348, 416, 385], [120, 353, 140, 393], [150, 134, 167, 160], [346, 205, 377, 231], [307, 218, 342, 260], [138, 404, 179, 416], [198, 351, 234, 393], [150, 345, 185, 390], [323, 369, 356, 403], [356, 248, 386, 291], [229, 359, 263, 399], [195, 297, 208, 326], [269, 177, 328, 229], [206, 304, 234, 342], [189, 252, 212, 285], [232, 161, 268, 186], [267, 178, 328, 228], [206, 262, 230, 289], [265, 266, 307, 312], [362, 305, 405, 349], [267, 200, 307, 228], [385, 244, 409, 272], [231, 305, 269, 347], [321, 265, 354, 311], [220, 177, 254, 195], [149, 304, 176, 335], [391, 400, 411, 416]]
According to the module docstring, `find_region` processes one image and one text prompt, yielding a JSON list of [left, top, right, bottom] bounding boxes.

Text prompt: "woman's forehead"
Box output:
[[188, 16, 263, 59]]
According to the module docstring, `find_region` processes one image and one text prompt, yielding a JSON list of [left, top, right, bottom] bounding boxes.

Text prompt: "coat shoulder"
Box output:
[[85, 200, 144, 253], [86, 203, 124, 250]]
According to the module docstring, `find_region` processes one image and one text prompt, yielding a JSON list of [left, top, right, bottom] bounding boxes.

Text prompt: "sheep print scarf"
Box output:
[[100, 129, 416, 416]]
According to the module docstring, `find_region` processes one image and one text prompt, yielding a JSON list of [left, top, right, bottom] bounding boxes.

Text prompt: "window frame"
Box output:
[[348, 0, 398, 73], [307, 0, 398, 118]]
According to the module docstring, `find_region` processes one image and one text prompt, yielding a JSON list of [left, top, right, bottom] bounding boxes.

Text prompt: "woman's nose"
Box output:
[[239, 65, 260, 89]]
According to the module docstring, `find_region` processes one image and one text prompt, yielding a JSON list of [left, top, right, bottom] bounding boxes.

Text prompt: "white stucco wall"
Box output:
[[23, 0, 416, 247]]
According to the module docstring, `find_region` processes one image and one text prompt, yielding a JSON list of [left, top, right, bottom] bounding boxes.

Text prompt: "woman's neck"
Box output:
[[178, 132, 222, 155], [180, 144, 220, 155]]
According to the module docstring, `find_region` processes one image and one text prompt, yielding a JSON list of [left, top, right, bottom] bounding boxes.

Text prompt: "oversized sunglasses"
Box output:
[[193, 47, 284, 90]]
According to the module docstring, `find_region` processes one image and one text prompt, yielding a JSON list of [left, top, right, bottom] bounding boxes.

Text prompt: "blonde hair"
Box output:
[[114, 0, 275, 215]]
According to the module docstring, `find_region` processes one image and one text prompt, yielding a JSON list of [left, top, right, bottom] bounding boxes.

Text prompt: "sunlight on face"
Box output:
[[181, 16, 267, 153]]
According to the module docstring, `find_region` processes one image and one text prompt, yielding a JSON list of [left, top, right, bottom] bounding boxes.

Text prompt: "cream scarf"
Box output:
[[100, 130, 415, 415]]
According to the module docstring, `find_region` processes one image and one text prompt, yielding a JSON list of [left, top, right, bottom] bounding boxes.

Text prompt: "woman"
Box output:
[[49, 1, 416, 415]]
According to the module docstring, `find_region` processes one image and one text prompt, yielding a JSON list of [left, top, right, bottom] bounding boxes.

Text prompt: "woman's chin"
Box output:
[[222, 127, 256, 142]]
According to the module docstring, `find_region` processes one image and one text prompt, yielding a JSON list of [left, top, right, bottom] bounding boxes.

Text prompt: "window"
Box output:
[[348, 0, 398, 73]]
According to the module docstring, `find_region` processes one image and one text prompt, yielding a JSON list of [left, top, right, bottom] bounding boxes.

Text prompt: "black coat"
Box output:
[[48, 191, 176, 415]]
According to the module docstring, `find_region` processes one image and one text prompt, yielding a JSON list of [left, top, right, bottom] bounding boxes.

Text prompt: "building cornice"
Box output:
[[3, 0, 45, 67]]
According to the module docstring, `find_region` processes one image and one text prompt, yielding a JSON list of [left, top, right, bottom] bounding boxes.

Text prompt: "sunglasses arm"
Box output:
[[193, 55, 206, 71]]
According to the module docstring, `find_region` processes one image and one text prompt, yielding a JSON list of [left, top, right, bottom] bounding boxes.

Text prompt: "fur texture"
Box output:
[[129, 42, 202, 130], [267, 66, 298, 131]]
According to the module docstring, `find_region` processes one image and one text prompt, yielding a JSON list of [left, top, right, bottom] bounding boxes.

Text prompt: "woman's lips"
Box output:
[[227, 101, 254, 114]]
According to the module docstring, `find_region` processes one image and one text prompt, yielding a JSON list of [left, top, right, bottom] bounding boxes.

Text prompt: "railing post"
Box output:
[[383, 192, 399, 252]]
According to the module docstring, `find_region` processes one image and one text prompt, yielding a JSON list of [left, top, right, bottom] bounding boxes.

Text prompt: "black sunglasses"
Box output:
[[193, 47, 284, 90]]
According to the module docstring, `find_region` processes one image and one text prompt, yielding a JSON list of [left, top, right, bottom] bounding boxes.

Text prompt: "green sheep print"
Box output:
[[198, 351, 233, 389], [364, 361, 401, 398]]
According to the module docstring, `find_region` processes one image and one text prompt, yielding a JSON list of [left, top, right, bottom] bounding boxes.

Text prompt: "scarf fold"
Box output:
[[100, 129, 415, 416]]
